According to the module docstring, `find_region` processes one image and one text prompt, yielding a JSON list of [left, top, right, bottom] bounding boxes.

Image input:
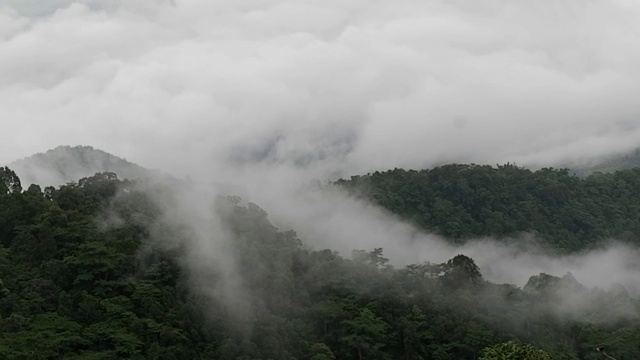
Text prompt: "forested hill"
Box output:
[[1, 166, 640, 359], [336, 164, 640, 252], [8, 146, 155, 187]]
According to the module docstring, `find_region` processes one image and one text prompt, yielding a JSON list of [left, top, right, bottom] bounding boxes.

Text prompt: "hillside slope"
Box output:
[[8, 145, 156, 187], [336, 164, 640, 251], [0, 169, 638, 359]]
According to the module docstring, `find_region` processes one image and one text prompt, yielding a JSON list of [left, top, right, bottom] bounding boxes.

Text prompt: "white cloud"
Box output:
[[1, 0, 639, 173]]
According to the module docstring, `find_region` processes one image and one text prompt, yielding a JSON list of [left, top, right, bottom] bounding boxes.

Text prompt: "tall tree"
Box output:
[[480, 341, 552, 360]]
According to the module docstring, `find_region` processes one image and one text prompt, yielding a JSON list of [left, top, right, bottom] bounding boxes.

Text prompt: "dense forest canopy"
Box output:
[[336, 164, 640, 252], [1, 165, 639, 359]]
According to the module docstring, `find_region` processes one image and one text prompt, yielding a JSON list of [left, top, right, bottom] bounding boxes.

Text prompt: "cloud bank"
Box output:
[[1, 0, 640, 176], [241, 181, 640, 296]]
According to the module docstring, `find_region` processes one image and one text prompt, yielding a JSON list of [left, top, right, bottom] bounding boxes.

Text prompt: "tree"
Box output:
[[395, 306, 433, 360], [480, 341, 551, 360], [310, 343, 336, 360], [0, 167, 21, 194], [340, 308, 388, 360], [440, 254, 482, 289], [351, 248, 389, 268]]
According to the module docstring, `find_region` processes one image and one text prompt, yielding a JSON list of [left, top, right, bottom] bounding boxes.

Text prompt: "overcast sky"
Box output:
[[2, 0, 640, 179]]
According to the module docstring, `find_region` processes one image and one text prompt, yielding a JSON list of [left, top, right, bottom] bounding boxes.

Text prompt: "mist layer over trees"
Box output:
[[1, 164, 640, 359], [9, 146, 156, 188], [337, 165, 640, 252]]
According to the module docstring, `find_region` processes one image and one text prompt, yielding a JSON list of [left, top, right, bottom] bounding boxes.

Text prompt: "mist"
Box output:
[[2, 0, 640, 172], [230, 170, 640, 296], [106, 166, 640, 332], [148, 182, 255, 324], [2, 0, 640, 334]]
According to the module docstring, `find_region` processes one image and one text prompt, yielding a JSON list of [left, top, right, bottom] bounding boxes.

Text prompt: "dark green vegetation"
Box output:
[[1, 165, 639, 359], [337, 164, 640, 252], [479, 341, 551, 360]]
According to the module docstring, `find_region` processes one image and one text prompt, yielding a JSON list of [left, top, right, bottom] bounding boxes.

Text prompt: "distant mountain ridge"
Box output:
[[570, 147, 640, 176], [8, 145, 155, 187]]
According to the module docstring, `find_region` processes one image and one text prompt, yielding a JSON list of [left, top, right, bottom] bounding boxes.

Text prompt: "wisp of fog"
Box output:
[[228, 166, 640, 297]]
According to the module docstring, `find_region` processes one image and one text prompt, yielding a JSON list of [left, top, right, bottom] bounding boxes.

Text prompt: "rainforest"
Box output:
[[1, 157, 639, 359]]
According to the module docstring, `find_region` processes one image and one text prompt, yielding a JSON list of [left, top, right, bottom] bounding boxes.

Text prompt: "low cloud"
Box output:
[[1, 0, 640, 175], [216, 167, 640, 298]]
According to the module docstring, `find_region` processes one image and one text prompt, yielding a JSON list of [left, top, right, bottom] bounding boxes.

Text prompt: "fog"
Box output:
[[2, 0, 640, 173], [230, 171, 640, 296], [146, 182, 255, 324], [2, 0, 640, 315]]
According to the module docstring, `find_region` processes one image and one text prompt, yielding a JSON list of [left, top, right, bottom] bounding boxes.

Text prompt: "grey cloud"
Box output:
[[0, 0, 78, 17], [0, 0, 173, 17], [241, 179, 640, 297], [2, 0, 640, 171]]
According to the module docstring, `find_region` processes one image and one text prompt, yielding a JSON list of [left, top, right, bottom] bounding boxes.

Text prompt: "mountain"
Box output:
[[336, 165, 640, 251], [7, 145, 156, 187], [570, 147, 640, 176]]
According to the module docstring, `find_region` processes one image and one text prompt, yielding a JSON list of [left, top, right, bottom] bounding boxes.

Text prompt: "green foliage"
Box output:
[[480, 341, 552, 360], [340, 308, 388, 360], [440, 254, 482, 290], [310, 343, 336, 360], [0, 166, 639, 359], [337, 165, 640, 251], [0, 167, 22, 194]]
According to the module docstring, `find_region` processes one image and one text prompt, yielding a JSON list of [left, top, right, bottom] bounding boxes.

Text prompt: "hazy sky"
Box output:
[[2, 0, 640, 178]]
